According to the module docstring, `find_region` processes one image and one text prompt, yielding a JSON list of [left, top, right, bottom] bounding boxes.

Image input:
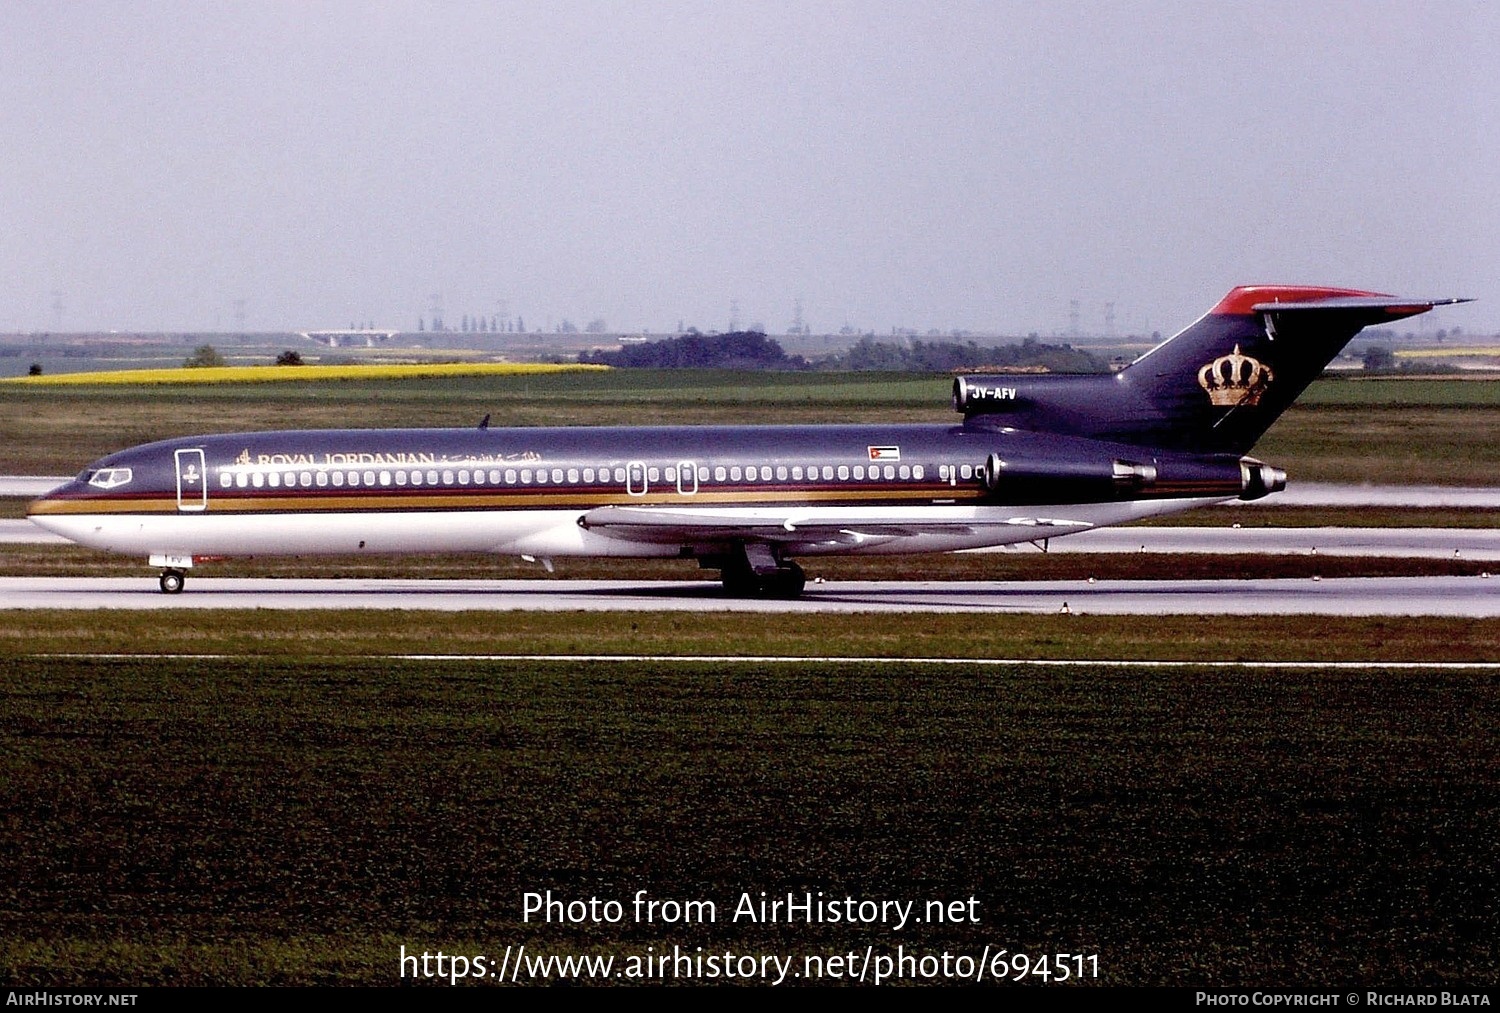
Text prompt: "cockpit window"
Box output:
[[87, 467, 133, 490]]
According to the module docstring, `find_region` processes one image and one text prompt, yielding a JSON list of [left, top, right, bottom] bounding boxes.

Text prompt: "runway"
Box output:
[[0, 574, 1494, 616], [4, 518, 1498, 557], [1249, 483, 1500, 508]]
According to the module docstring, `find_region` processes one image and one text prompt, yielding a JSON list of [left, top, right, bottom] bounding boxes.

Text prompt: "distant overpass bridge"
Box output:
[[297, 330, 400, 348]]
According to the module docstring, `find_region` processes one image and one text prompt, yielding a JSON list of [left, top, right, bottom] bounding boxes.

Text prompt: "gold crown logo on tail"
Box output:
[[1197, 344, 1274, 406]]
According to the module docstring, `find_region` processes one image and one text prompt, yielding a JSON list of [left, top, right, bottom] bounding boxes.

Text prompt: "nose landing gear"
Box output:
[[159, 569, 186, 594]]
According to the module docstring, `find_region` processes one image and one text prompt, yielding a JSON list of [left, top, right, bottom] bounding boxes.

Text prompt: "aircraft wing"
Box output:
[[578, 504, 1093, 547]]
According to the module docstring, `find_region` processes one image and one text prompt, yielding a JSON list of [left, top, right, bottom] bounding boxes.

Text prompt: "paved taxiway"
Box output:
[[8, 520, 1498, 557], [0, 575, 1493, 616], [1012, 526, 1500, 559]]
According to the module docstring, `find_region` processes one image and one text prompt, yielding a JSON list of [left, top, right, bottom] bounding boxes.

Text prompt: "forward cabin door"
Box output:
[[174, 448, 208, 512]]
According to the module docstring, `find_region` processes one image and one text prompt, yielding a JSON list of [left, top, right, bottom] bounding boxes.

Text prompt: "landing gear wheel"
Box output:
[[159, 569, 186, 595], [719, 561, 806, 599], [719, 563, 759, 598], [761, 562, 806, 599]]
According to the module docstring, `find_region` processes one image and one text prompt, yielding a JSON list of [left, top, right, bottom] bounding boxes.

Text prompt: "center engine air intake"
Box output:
[[953, 375, 1023, 412]]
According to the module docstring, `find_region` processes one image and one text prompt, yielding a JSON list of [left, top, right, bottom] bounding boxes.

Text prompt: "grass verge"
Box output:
[[1, 610, 1496, 662], [1, 655, 1495, 985]]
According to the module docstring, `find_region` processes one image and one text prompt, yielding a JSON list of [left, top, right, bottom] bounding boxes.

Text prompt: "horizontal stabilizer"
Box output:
[[1251, 296, 1471, 312]]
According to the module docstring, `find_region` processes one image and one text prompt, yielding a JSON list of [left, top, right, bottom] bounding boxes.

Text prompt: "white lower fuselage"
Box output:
[[32, 498, 1227, 563]]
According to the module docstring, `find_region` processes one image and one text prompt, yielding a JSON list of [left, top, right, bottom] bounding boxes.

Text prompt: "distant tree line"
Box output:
[[827, 336, 1108, 373], [581, 330, 1113, 373], [581, 331, 806, 369], [1357, 345, 1459, 375]]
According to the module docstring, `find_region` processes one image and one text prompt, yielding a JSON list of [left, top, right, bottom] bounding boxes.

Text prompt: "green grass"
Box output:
[[1, 610, 1496, 662], [1298, 376, 1500, 406], [1255, 405, 1500, 486], [2, 372, 1495, 482], [2, 653, 1496, 985]]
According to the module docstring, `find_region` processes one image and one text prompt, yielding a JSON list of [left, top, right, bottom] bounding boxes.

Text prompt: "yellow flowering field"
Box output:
[[4, 361, 609, 385], [1396, 347, 1500, 358]]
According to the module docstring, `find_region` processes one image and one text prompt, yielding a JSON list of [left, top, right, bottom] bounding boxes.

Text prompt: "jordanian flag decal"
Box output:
[[867, 446, 900, 461]]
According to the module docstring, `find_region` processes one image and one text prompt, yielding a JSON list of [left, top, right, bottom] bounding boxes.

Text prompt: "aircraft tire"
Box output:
[[720, 569, 759, 598], [720, 566, 806, 599], [760, 563, 806, 599], [159, 569, 186, 594]]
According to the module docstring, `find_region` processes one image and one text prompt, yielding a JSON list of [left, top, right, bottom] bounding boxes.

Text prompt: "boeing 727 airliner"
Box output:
[[29, 286, 1467, 596]]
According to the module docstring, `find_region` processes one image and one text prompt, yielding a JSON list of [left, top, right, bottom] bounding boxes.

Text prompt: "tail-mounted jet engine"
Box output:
[[978, 450, 1284, 504]]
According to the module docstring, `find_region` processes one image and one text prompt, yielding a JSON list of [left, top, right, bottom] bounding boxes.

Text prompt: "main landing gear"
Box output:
[[714, 543, 807, 599], [159, 569, 186, 594]]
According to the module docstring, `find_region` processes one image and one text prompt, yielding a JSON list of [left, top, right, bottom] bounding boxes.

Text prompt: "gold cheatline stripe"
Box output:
[[30, 486, 986, 516]]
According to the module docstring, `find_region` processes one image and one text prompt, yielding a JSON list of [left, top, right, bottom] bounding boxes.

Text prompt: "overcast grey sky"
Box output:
[[2, 1, 1495, 335]]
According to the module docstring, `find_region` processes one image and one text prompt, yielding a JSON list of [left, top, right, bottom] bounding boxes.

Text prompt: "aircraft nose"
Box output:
[[26, 477, 85, 518], [24, 470, 78, 502]]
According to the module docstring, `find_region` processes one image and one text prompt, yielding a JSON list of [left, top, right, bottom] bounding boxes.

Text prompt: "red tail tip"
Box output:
[[1210, 286, 1389, 316]]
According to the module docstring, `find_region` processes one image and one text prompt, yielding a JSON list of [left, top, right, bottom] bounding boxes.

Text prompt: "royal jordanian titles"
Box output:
[[29, 287, 1468, 596]]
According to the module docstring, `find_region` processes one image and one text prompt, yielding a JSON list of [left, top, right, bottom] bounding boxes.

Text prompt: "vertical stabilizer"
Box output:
[[1113, 286, 1463, 453]]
